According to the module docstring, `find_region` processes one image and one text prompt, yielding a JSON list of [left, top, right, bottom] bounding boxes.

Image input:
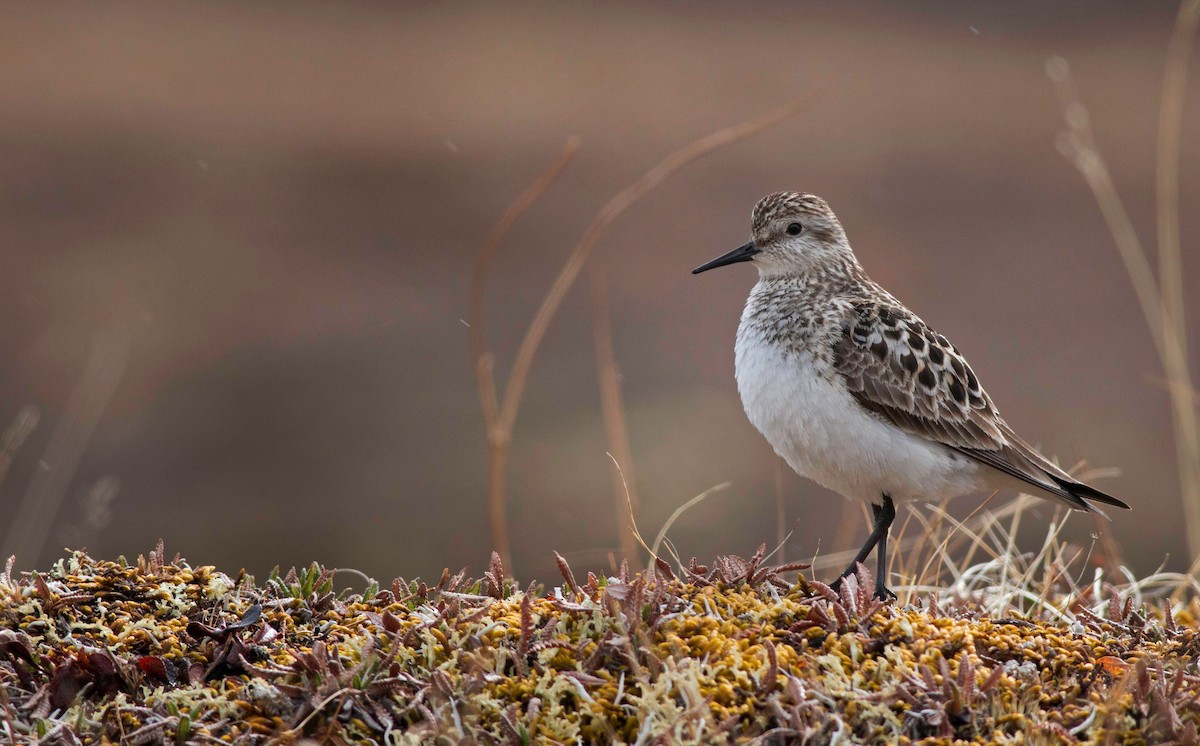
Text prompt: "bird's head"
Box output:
[[692, 192, 854, 278]]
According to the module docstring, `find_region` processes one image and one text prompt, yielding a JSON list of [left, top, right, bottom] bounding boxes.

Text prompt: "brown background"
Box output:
[[0, 2, 1195, 584]]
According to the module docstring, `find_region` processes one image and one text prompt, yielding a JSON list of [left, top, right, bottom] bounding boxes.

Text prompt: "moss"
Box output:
[[0, 546, 1198, 744]]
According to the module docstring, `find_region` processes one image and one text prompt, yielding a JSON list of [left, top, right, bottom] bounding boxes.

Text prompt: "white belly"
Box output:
[[734, 331, 986, 504]]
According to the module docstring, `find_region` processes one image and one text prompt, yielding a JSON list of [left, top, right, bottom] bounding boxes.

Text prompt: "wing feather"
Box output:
[[832, 301, 1128, 511]]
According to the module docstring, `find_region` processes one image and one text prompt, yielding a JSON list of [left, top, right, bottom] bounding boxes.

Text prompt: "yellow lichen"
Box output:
[[1, 549, 1197, 744]]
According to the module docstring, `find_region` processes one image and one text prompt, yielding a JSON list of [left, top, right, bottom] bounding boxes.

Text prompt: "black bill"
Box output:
[[691, 241, 759, 274]]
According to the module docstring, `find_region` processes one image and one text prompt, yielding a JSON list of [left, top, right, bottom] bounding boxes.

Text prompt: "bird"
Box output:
[[692, 192, 1129, 600]]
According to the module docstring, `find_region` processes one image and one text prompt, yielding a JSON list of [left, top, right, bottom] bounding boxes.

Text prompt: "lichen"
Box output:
[[0, 544, 1197, 744]]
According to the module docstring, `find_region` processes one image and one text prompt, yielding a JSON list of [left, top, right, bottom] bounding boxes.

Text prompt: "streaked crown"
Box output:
[[752, 192, 845, 247], [748, 192, 855, 277], [751, 192, 835, 235], [692, 191, 859, 278]]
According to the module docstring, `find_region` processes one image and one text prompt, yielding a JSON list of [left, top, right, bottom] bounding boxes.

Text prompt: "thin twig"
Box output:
[[467, 140, 580, 372], [1, 323, 133, 565], [497, 100, 811, 437], [1047, 58, 1166, 356], [473, 99, 812, 572], [650, 483, 731, 571], [1156, 0, 1200, 572], [590, 265, 641, 564], [1048, 8, 1200, 570], [612, 452, 655, 563], [1157, 0, 1200, 355], [468, 140, 581, 569]]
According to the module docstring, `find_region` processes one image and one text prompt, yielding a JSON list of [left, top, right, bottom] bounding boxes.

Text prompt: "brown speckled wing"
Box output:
[[832, 301, 1102, 511], [833, 302, 1002, 447]]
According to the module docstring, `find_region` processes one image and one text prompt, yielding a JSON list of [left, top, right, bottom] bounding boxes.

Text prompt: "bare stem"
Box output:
[[1157, 0, 1200, 347], [1047, 0, 1200, 570], [496, 100, 812, 436], [486, 439, 512, 571], [468, 140, 581, 571], [472, 99, 811, 573], [1, 324, 133, 565], [468, 140, 582, 377], [1048, 60, 1166, 356], [1157, 0, 1200, 573], [589, 266, 641, 564]]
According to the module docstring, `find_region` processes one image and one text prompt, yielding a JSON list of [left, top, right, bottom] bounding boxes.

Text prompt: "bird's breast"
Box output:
[[734, 317, 985, 503], [734, 322, 846, 473]]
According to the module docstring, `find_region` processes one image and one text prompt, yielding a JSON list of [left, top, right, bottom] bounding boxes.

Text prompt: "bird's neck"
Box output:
[[740, 276, 836, 351], [753, 257, 870, 301]]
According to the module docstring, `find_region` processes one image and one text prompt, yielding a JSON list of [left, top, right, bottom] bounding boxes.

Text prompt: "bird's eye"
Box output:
[[786, 222, 803, 236]]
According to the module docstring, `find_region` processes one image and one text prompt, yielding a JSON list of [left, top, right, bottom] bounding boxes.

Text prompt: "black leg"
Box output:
[[833, 501, 888, 582], [873, 496, 897, 600], [830, 496, 897, 600]]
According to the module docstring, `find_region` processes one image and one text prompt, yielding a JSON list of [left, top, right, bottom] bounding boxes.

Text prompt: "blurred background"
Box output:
[[0, 2, 1195, 583]]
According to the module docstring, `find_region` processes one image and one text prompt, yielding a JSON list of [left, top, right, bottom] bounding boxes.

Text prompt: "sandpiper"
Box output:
[[693, 192, 1129, 599]]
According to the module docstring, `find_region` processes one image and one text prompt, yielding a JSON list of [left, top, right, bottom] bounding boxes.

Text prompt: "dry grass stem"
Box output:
[[649, 482, 730, 571], [1157, 0, 1200, 573], [468, 139, 581, 569], [1, 324, 133, 565], [496, 100, 810, 438], [1047, 1, 1200, 570], [589, 266, 641, 563], [8, 528, 1200, 742], [469, 100, 811, 572], [1157, 0, 1200, 349], [612, 452, 657, 566]]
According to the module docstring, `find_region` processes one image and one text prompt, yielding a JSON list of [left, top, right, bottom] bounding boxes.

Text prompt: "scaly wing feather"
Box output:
[[832, 300, 1129, 512]]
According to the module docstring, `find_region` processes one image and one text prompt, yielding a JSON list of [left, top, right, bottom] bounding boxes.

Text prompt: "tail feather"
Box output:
[[957, 438, 1130, 515], [991, 424, 1131, 512], [1049, 475, 1131, 510]]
